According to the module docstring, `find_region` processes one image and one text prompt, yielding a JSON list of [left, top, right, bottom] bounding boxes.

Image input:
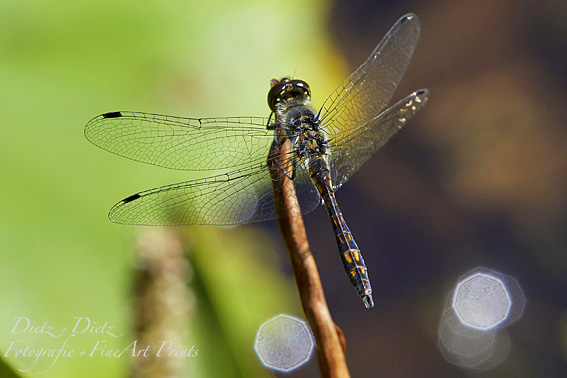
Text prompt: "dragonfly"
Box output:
[[85, 13, 428, 309]]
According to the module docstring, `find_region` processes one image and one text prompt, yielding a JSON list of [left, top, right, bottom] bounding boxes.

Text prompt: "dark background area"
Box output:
[[275, 0, 567, 376]]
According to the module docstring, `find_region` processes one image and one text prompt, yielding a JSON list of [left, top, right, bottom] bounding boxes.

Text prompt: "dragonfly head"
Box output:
[[268, 78, 311, 113]]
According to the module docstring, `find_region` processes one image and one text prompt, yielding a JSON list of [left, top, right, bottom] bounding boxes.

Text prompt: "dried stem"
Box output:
[[268, 139, 349, 378]]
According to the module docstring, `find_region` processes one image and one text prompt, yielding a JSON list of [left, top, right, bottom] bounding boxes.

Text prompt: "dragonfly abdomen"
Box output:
[[308, 155, 374, 309]]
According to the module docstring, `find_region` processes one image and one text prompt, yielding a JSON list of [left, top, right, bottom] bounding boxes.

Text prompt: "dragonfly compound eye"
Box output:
[[268, 78, 312, 112]]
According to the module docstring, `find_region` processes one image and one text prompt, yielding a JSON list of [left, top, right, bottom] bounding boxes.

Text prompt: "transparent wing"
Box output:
[[108, 152, 321, 226], [318, 13, 421, 137], [85, 111, 272, 171], [328, 89, 429, 190]]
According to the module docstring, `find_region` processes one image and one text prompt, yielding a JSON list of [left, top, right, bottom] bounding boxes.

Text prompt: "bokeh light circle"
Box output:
[[254, 314, 315, 372]]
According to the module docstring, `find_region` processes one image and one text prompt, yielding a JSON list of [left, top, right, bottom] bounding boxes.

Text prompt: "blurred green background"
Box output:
[[1, 0, 567, 377]]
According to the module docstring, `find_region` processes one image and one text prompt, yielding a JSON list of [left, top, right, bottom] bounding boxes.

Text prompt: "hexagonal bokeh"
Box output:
[[254, 314, 315, 372], [438, 308, 510, 370], [452, 272, 511, 329], [452, 267, 525, 330], [438, 267, 525, 371]]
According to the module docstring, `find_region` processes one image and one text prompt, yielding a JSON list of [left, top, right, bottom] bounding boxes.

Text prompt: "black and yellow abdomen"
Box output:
[[308, 155, 374, 308]]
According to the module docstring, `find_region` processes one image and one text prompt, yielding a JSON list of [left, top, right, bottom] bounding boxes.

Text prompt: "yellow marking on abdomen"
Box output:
[[352, 250, 359, 262], [343, 249, 360, 264], [349, 265, 367, 276]]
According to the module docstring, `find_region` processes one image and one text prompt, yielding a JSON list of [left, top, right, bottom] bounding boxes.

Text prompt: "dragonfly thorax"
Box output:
[[268, 78, 311, 114], [276, 106, 327, 158]]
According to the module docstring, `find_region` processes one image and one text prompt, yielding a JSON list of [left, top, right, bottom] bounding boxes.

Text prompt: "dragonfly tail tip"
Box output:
[[363, 295, 374, 309]]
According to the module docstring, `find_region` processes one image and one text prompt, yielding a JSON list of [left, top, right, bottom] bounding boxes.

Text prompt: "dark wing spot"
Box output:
[[102, 111, 123, 119], [122, 193, 141, 203]]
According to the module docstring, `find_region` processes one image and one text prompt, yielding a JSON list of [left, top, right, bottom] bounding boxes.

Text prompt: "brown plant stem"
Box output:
[[268, 139, 350, 378]]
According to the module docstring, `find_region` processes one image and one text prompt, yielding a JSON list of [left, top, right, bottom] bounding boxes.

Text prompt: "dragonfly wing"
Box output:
[[318, 13, 421, 137], [85, 111, 272, 171], [328, 89, 429, 190], [109, 155, 321, 225]]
